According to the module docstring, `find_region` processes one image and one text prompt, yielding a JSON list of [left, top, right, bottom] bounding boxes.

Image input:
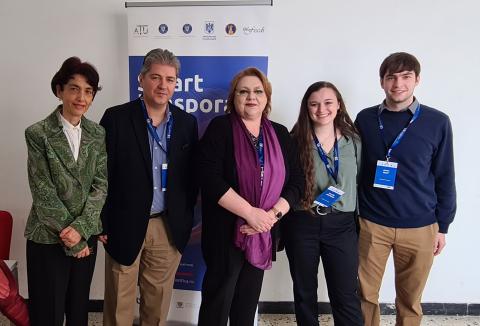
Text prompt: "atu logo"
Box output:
[[134, 25, 149, 36]]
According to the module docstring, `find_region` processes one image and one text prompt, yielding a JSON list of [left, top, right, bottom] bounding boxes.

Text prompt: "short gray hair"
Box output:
[[140, 48, 180, 76]]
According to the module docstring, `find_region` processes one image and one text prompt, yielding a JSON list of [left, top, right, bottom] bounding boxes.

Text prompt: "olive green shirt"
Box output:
[[312, 136, 361, 212], [24, 107, 107, 256]]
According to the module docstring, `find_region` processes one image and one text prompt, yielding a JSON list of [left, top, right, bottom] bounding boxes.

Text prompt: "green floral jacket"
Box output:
[[24, 107, 107, 256]]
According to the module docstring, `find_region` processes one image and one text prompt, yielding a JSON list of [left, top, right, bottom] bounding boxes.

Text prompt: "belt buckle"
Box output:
[[315, 205, 328, 216], [150, 211, 164, 218]]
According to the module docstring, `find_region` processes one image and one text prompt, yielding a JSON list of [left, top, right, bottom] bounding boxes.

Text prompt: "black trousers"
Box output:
[[198, 244, 264, 326], [283, 211, 363, 326], [26, 238, 97, 326]]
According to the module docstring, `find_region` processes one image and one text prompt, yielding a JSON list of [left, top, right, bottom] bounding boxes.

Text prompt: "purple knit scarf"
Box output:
[[231, 112, 286, 270]]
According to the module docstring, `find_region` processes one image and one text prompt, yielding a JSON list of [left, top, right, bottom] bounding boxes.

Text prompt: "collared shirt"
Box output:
[[311, 136, 361, 212], [148, 109, 170, 215], [57, 110, 82, 161], [379, 97, 419, 114]]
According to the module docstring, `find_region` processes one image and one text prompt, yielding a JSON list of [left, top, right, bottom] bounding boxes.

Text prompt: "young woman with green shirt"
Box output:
[[283, 81, 363, 326]]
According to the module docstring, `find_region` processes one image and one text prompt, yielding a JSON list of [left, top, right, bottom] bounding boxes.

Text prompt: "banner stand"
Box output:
[[127, 1, 271, 324]]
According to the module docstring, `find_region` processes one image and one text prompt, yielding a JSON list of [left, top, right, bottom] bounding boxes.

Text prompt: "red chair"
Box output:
[[0, 211, 13, 260], [0, 260, 30, 326]]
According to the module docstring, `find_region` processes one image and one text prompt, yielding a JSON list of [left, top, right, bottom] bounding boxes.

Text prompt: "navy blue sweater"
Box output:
[[355, 104, 456, 233]]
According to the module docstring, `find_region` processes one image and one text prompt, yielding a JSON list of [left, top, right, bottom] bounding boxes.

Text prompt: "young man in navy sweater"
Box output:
[[355, 52, 456, 326]]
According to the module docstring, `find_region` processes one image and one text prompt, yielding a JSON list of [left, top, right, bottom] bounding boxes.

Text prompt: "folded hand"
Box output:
[[60, 226, 81, 248], [245, 207, 277, 233], [73, 245, 90, 259]]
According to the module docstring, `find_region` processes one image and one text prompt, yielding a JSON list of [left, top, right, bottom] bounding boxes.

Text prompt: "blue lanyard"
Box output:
[[378, 104, 421, 161], [257, 128, 265, 187], [140, 98, 173, 154], [312, 131, 339, 184]]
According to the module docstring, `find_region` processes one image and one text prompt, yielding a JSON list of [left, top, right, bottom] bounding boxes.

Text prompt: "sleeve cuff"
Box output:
[[438, 222, 449, 234], [209, 183, 231, 204], [64, 240, 87, 256], [69, 220, 90, 241]]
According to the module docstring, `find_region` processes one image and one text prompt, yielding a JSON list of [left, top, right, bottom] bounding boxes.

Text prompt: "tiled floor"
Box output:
[[259, 314, 480, 325], [2, 313, 480, 325]]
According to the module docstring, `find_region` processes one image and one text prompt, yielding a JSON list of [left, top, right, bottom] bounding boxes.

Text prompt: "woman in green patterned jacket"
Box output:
[[24, 57, 107, 326]]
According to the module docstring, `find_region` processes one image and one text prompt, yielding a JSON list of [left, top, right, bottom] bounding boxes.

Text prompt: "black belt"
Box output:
[[150, 211, 165, 218], [312, 206, 341, 216]]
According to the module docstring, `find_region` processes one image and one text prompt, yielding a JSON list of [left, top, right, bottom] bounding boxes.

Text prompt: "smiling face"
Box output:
[[381, 70, 420, 110], [233, 75, 268, 121], [307, 87, 340, 128], [56, 74, 94, 124], [139, 63, 177, 110]]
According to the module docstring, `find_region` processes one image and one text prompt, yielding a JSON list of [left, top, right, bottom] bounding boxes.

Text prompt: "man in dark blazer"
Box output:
[[100, 48, 198, 326]]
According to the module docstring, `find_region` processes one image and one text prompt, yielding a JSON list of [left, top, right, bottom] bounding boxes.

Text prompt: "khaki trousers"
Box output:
[[358, 218, 438, 326], [104, 218, 182, 326]]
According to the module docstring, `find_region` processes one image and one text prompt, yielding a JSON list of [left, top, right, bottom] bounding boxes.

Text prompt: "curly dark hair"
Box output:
[[51, 57, 101, 98]]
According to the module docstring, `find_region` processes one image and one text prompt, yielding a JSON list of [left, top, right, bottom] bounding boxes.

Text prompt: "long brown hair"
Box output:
[[291, 81, 358, 209]]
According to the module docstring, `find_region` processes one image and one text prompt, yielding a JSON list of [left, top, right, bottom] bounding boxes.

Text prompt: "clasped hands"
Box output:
[[60, 226, 90, 258], [240, 207, 279, 236]]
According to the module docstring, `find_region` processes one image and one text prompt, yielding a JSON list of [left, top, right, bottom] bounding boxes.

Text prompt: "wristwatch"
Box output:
[[272, 206, 283, 220]]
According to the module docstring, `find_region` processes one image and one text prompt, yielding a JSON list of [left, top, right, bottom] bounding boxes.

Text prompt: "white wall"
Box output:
[[1, 0, 478, 303]]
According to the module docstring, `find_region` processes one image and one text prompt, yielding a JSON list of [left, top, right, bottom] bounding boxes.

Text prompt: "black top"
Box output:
[[100, 99, 199, 265], [198, 114, 304, 268]]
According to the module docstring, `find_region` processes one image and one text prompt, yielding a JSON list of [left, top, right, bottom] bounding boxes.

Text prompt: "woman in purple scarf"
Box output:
[[198, 68, 304, 326]]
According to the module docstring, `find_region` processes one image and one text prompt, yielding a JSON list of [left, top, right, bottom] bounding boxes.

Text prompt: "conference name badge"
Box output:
[[313, 186, 344, 207], [161, 163, 168, 191], [373, 160, 398, 190]]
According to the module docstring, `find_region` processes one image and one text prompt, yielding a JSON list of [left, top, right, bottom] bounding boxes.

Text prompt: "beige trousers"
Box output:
[[358, 217, 438, 326], [103, 218, 182, 326]]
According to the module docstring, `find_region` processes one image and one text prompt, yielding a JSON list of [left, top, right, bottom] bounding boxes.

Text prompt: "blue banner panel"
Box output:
[[129, 55, 268, 291]]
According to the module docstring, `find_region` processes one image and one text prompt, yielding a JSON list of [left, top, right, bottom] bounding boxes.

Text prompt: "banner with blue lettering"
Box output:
[[127, 3, 270, 323]]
